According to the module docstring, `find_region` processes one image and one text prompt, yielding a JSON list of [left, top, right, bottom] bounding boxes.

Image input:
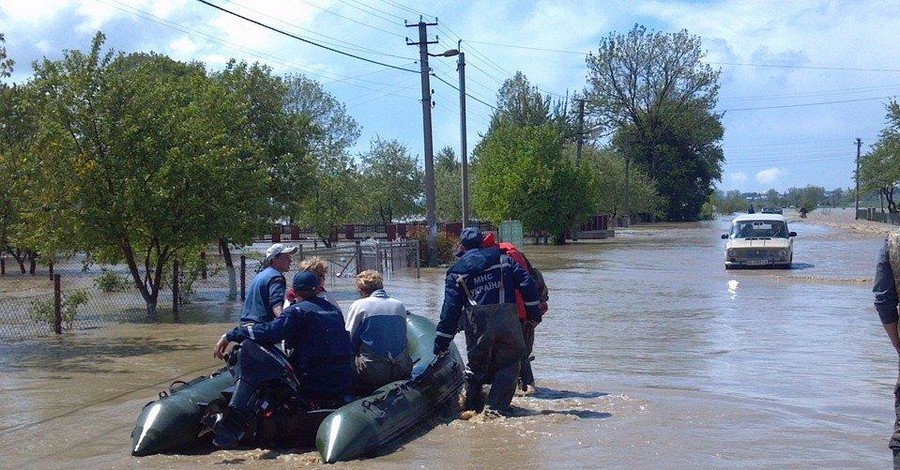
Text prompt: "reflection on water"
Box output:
[[0, 211, 894, 468]]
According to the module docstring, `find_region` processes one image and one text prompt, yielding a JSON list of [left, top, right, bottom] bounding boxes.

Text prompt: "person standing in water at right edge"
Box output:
[[874, 230, 900, 468]]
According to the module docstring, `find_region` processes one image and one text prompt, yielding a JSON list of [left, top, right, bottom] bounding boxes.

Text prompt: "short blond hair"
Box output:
[[355, 269, 383, 295], [298, 257, 328, 278]]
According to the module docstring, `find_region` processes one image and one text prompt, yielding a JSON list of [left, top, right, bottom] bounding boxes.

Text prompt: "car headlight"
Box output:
[[727, 249, 736, 258], [778, 249, 786, 258]]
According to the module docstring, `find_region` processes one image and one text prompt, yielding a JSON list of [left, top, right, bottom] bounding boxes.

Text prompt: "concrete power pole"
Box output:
[[406, 18, 439, 267], [457, 45, 469, 228], [575, 98, 585, 161], [855, 137, 861, 220]]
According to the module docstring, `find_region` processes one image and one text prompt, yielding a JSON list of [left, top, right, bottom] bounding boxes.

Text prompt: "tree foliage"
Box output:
[[358, 138, 422, 226], [30, 33, 269, 315], [860, 100, 900, 213], [585, 24, 723, 221], [472, 123, 594, 244], [0, 32, 13, 78], [581, 145, 661, 219], [434, 146, 462, 222]]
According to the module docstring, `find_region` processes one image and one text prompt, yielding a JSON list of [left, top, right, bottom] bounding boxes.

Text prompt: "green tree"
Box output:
[[434, 146, 462, 222], [31, 33, 268, 315], [585, 24, 723, 221], [0, 32, 13, 78], [581, 145, 661, 219], [472, 123, 595, 244], [359, 138, 423, 226], [282, 73, 362, 244], [0, 82, 41, 273], [860, 100, 900, 213], [784, 186, 826, 212]]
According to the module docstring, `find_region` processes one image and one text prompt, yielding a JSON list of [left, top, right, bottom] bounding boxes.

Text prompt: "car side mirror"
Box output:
[[721, 234, 729, 239], [789, 232, 797, 237]]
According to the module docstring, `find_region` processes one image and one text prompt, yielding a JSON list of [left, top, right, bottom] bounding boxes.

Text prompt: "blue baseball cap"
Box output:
[[292, 270, 319, 291]]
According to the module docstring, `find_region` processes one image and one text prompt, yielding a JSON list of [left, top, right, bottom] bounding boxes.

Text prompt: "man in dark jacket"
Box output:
[[433, 227, 542, 416], [212, 270, 353, 447], [875, 233, 900, 468]]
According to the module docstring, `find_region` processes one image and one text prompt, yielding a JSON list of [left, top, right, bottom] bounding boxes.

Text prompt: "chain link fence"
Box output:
[[0, 240, 419, 342]]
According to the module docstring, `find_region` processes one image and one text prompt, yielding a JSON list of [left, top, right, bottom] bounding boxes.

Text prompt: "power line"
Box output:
[[722, 96, 892, 112], [195, 0, 418, 74], [291, 0, 406, 38], [224, 0, 415, 61], [431, 73, 496, 110], [338, 0, 406, 23]]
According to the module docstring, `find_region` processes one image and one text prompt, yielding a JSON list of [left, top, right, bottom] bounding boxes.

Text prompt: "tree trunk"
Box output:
[[219, 239, 237, 300]]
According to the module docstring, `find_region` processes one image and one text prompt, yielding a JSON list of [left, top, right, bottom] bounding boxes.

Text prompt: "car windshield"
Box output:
[[731, 220, 787, 239]]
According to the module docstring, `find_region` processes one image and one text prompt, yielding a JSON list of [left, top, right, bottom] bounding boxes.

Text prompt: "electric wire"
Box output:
[[223, 0, 416, 61], [195, 0, 419, 73]]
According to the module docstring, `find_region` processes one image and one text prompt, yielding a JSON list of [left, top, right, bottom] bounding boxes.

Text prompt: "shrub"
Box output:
[[29, 290, 90, 331], [408, 226, 459, 266], [94, 269, 130, 292]]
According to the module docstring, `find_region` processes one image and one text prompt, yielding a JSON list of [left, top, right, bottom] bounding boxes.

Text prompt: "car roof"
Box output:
[[731, 213, 786, 223]]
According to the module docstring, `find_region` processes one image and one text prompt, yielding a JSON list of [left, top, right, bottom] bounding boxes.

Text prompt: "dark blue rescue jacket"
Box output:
[[435, 246, 542, 341], [225, 296, 354, 400]]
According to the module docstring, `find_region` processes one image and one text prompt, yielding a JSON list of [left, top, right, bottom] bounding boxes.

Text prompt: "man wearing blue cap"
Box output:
[[433, 227, 543, 416], [211, 270, 353, 447]]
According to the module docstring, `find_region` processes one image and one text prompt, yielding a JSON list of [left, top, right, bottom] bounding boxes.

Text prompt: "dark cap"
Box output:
[[292, 270, 319, 292], [460, 227, 483, 250]]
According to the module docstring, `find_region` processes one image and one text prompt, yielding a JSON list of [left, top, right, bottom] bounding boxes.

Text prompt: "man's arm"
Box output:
[[874, 240, 899, 350], [508, 257, 541, 323], [269, 276, 286, 317], [434, 274, 464, 354]]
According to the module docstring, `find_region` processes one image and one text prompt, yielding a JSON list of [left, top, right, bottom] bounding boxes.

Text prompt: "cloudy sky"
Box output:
[[2, 0, 898, 194]]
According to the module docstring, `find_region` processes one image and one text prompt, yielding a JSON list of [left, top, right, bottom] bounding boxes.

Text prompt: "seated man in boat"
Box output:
[[211, 270, 354, 447], [433, 227, 542, 417], [344, 269, 413, 395]]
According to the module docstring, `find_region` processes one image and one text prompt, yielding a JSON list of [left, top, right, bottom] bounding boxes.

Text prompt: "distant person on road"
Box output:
[[433, 227, 542, 417], [874, 231, 900, 467], [799, 206, 809, 218], [482, 233, 549, 395], [344, 269, 413, 395], [240, 243, 297, 324], [748, 204, 755, 214]]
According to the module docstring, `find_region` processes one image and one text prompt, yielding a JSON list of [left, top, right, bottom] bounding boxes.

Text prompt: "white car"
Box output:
[[721, 213, 796, 269]]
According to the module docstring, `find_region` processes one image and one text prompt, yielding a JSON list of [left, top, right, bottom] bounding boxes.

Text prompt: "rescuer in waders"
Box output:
[[482, 232, 549, 395], [212, 270, 354, 447], [875, 230, 900, 469], [433, 227, 542, 417]]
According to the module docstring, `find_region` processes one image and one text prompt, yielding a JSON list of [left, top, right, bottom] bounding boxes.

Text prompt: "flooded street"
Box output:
[[1, 209, 896, 469]]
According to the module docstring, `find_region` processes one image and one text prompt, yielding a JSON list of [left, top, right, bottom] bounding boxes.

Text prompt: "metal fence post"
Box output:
[[355, 241, 363, 275], [173, 259, 180, 317], [49, 260, 54, 279], [2, 256, 6, 275], [53, 274, 62, 335], [200, 251, 207, 280], [240, 255, 246, 301]]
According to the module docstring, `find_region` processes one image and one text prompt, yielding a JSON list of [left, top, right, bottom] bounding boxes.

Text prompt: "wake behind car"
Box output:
[[721, 213, 796, 269]]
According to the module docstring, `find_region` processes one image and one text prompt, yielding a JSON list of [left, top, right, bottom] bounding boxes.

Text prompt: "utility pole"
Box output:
[[457, 42, 469, 228], [575, 98, 585, 161], [406, 17, 438, 267], [855, 137, 861, 220]]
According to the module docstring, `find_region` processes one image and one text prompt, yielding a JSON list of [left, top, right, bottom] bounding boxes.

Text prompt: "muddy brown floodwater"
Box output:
[[1, 208, 896, 469]]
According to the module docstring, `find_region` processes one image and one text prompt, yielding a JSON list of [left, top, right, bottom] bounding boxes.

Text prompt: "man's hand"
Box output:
[[433, 335, 452, 356], [538, 301, 548, 315], [214, 334, 230, 360]]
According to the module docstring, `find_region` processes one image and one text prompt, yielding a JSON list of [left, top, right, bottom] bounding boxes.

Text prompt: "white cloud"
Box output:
[[756, 167, 785, 185], [729, 172, 747, 184], [169, 36, 198, 56]]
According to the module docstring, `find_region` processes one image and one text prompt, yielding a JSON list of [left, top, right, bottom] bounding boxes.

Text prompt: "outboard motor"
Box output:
[[205, 339, 302, 448]]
